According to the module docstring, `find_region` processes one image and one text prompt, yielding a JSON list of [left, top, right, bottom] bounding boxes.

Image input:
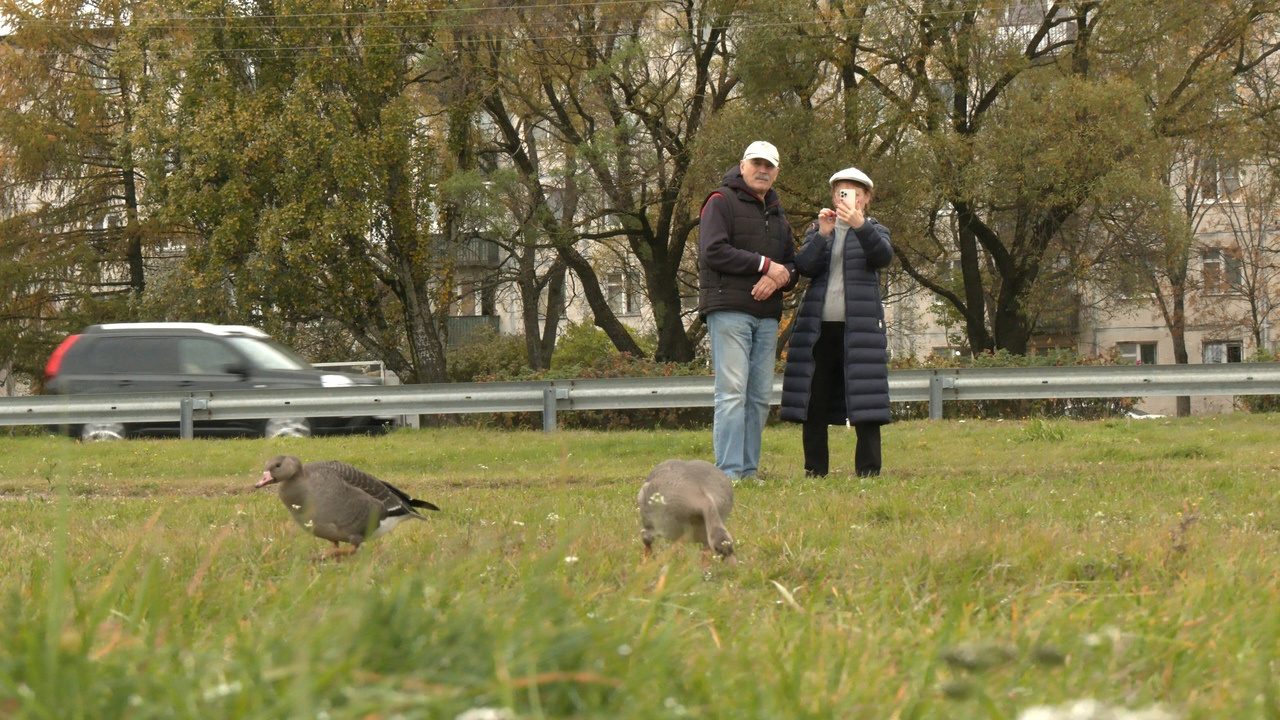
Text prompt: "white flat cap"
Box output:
[[829, 167, 873, 189], [741, 141, 780, 168]]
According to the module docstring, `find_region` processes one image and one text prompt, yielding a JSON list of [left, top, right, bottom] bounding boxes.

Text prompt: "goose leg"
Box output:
[[323, 542, 359, 559]]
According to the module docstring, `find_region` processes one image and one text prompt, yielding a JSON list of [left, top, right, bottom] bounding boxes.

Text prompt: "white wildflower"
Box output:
[[1017, 699, 1178, 720], [455, 709, 517, 720], [201, 681, 242, 701]]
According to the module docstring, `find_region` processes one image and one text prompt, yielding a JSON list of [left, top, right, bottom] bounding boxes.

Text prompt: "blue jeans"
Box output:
[[707, 311, 778, 479]]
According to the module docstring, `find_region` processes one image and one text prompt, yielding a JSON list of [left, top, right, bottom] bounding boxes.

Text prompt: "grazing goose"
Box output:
[[255, 455, 439, 556], [638, 459, 736, 564]]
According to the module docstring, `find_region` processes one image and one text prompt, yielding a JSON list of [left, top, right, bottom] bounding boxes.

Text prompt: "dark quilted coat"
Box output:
[[780, 219, 894, 426]]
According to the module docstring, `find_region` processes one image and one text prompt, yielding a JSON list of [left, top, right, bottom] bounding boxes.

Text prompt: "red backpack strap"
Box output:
[[700, 191, 725, 218]]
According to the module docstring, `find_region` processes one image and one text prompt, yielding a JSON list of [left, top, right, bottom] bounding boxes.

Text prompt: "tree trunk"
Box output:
[[955, 224, 995, 353], [538, 264, 567, 367], [1170, 294, 1191, 417], [558, 245, 643, 356], [122, 165, 146, 298], [641, 246, 694, 362], [389, 155, 449, 384], [519, 249, 566, 371]]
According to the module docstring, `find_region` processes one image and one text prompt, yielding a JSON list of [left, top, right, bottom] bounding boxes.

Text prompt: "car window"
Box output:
[[81, 337, 179, 374], [178, 338, 243, 374], [225, 337, 312, 371]]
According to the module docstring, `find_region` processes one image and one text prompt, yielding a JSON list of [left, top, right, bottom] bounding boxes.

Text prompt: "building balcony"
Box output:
[[447, 315, 501, 346], [455, 237, 501, 268]]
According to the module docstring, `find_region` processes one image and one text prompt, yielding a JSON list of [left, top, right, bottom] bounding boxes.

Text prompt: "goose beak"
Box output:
[[255, 471, 277, 489]]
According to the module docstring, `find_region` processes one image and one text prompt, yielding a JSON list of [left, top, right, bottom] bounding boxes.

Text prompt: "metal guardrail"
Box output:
[[3, 363, 1280, 438]]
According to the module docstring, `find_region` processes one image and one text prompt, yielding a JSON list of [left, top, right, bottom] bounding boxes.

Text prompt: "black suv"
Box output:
[[43, 322, 392, 440]]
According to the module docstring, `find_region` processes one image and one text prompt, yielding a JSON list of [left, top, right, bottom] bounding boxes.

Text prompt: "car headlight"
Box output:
[[320, 374, 357, 388]]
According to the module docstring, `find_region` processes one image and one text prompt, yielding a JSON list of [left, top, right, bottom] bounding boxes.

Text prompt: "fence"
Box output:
[[3, 363, 1280, 438]]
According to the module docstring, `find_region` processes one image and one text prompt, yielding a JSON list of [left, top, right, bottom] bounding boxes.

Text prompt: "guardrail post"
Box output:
[[542, 386, 558, 433], [180, 397, 194, 439], [928, 370, 943, 421]]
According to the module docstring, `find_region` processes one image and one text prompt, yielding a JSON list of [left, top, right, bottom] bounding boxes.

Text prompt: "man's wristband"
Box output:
[[762, 257, 772, 274]]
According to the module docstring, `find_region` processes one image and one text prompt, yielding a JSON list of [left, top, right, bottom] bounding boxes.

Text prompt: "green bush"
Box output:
[[549, 319, 618, 371], [457, 333, 1139, 427], [477, 352, 714, 431], [888, 349, 1139, 420], [550, 319, 658, 371], [1237, 350, 1280, 413], [446, 325, 531, 383]]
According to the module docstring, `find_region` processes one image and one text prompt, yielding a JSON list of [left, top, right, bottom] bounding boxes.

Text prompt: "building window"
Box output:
[[1116, 342, 1157, 365], [1199, 157, 1242, 201], [1203, 341, 1243, 364], [606, 271, 640, 316], [455, 283, 478, 316], [1201, 248, 1242, 294], [936, 257, 963, 280]]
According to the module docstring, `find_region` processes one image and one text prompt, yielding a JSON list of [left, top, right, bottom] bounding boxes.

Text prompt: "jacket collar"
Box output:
[[722, 166, 780, 209]]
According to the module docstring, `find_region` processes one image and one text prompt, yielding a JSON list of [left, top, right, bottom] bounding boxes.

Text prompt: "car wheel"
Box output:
[[264, 418, 311, 438], [81, 422, 126, 442]]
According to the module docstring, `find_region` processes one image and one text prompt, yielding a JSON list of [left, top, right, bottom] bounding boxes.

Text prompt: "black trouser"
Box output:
[[803, 321, 882, 477]]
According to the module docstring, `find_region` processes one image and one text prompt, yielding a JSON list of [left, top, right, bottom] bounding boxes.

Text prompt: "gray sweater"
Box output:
[[821, 220, 851, 322]]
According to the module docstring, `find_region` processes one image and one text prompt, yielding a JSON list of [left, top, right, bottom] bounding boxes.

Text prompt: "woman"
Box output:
[[780, 167, 894, 477]]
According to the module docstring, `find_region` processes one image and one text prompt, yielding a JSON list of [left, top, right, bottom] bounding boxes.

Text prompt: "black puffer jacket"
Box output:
[[780, 219, 894, 425], [697, 166, 798, 320]]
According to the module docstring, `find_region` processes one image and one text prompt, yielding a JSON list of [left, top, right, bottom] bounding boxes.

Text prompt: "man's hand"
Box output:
[[752, 275, 780, 301], [765, 260, 790, 286], [817, 208, 836, 236]]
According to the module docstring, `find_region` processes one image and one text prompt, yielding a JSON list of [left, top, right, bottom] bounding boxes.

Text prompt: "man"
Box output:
[[697, 141, 798, 480]]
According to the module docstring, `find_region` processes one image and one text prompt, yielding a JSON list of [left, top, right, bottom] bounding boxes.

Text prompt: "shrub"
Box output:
[[460, 341, 1138, 429], [549, 319, 618, 372], [1236, 350, 1280, 413], [550, 318, 658, 371], [476, 352, 713, 431], [888, 349, 1138, 420], [446, 326, 531, 383]]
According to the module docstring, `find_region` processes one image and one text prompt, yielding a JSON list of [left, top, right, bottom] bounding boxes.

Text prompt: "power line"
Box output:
[[1, 3, 1097, 59], [4, 0, 1097, 32]]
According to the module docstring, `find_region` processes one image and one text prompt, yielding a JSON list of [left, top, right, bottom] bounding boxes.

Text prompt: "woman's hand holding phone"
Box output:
[[835, 190, 865, 229]]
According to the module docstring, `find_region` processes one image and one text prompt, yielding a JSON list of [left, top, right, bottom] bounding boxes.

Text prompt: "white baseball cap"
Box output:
[[741, 141, 780, 168], [829, 167, 873, 190]]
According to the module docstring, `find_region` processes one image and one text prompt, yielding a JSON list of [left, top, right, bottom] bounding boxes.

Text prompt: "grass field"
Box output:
[[1, 414, 1279, 719]]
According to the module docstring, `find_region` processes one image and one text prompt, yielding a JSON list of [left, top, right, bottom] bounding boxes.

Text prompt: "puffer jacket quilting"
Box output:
[[697, 166, 798, 320], [780, 219, 894, 425]]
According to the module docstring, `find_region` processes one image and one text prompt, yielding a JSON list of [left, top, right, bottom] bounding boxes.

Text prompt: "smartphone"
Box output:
[[839, 189, 853, 200]]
